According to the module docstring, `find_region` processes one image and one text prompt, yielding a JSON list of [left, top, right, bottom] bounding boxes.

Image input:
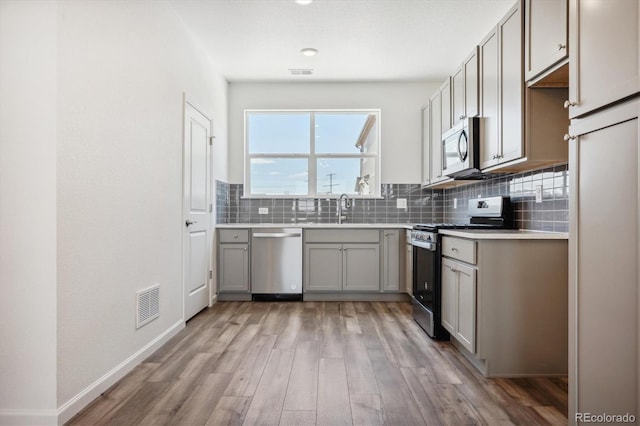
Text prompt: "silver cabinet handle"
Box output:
[[244, 247, 247, 251], [451, 247, 458, 252], [558, 43, 566, 50], [253, 232, 301, 238], [564, 100, 577, 108], [564, 134, 576, 141], [233, 234, 239, 238], [459, 115, 466, 120], [185, 220, 197, 227]]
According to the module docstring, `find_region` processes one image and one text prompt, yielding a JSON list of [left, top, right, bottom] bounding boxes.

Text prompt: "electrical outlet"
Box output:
[[396, 198, 407, 209], [258, 207, 269, 215], [453, 198, 458, 209], [535, 185, 543, 203]]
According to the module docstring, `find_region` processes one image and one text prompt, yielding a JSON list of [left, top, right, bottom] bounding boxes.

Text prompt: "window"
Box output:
[[245, 110, 380, 197]]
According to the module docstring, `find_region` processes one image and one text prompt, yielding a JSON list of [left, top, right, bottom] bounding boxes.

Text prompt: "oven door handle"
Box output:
[[411, 240, 436, 251]]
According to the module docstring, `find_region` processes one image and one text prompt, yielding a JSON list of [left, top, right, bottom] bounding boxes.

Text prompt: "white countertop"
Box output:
[[216, 223, 413, 230], [439, 229, 569, 240]]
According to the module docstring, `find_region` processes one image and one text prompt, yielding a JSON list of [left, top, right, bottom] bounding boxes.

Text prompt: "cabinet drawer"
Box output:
[[218, 229, 249, 243], [442, 236, 476, 264], [304, 229, 380, 243]]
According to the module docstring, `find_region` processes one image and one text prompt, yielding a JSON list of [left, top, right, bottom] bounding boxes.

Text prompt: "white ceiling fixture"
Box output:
[[300, 48, 318, 57], [295, 0, 313, 5], [169, 0, 516, 82]]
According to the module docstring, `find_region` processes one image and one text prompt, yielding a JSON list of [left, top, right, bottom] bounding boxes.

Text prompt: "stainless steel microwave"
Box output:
[[442, 117, 480, 179]]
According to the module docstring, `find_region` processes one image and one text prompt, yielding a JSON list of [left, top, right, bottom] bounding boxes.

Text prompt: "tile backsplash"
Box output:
[[216, 164, 569, 232]]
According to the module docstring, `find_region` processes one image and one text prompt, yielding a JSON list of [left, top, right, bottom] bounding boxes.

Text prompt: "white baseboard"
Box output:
[[56, 319, 185, 425], [0, 409, 58, 426]]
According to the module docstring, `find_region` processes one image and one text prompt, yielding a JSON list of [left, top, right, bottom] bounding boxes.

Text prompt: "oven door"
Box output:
[[411, 239, 437, 337]]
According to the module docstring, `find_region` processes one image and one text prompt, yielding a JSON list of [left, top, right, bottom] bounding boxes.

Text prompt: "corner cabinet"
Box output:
[[567, 0, 639, 119], [217, 229, 251, 298], [525, 0, 568, 82]]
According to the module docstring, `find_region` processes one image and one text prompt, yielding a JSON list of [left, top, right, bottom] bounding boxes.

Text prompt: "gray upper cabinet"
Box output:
[[440, 77, 452, 134], [421, 103, 431, 186], [479, 26, 500, 169], [381, 229, 400, 292], [525, 0, 568, 82], [429, 90, 445, 183], [452, 47, 480, 128], [568, 0, 639, 119]]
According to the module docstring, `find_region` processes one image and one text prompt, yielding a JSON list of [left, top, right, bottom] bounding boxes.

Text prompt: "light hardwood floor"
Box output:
[[67, 302, 568, 425]]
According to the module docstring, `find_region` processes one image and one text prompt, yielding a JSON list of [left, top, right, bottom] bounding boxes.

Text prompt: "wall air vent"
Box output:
[[136, 284, 159, 329], [289, 68, 314, 76]]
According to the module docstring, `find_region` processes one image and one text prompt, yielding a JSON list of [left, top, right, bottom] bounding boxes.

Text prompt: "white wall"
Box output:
[[0, 1, 59, 423], [228, 82, 440, 185], [56, 0, 228, 412], [1, 0, 228, 424]]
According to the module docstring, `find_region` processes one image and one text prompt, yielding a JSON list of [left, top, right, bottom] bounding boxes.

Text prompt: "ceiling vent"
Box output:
[[289, 68, 314, 76], [136, 284, 159, 329]]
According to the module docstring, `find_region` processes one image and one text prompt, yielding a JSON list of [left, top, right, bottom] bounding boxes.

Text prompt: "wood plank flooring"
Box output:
[[67, 302, 568, 426]]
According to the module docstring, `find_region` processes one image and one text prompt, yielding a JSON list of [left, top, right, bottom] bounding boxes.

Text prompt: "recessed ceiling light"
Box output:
[[300, 48, 318, 57], [295, 0, 313, 5]]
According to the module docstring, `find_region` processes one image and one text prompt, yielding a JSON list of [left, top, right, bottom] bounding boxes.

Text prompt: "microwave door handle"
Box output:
[[457, 130, 468, 162]]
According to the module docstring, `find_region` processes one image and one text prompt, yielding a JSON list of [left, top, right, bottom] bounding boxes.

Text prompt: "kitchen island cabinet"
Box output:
[[440, 232, 568, 377]]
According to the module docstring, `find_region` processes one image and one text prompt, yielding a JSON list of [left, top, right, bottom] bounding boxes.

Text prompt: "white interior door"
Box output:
[[183, 102, 212, 321]]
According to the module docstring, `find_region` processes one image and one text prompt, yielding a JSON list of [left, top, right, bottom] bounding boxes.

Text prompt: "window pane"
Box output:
[[315, 113, 377, 154], [247, 113, 310, 154], [250, 158, 308, 195], [316, 158, 376, 196]]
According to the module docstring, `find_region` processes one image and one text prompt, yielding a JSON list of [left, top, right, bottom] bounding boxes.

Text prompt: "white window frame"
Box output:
[[243, 109, 382, 198]]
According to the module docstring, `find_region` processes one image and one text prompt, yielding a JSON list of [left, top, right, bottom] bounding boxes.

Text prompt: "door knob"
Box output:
[[185, 219, 197, 227]]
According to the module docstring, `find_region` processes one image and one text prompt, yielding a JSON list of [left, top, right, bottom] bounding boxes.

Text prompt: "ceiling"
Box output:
[[169, 0, 516, 83]]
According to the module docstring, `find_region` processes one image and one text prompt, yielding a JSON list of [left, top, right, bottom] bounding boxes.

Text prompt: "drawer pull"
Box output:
[[234, 234, 239, 238], [451, 247, 458, 252]]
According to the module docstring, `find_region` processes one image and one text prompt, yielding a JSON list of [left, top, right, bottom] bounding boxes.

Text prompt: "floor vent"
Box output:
[[136, 284, 159, 329]]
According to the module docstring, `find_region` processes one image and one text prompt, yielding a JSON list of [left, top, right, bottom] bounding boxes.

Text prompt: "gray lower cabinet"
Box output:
[[304, 242, 379, 292], [218, 243, 249, 292], [381, 229, 400, 291], [217, 229, 250, 295], [441, 235, 568, 377]]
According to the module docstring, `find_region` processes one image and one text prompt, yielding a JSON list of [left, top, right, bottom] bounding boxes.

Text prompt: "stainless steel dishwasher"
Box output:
[[251, 228, 302, 301]]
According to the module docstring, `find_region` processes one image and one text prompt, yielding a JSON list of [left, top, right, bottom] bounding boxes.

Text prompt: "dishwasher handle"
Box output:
[[253, 232, 302, 238]]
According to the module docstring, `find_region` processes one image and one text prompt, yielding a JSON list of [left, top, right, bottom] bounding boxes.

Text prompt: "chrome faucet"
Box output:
[[337, 193, 352, 224]]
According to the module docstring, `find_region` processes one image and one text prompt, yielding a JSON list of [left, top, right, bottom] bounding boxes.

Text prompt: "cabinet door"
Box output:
[[421, 104, 431, 186], [464, 47, 480, 119], [382, 230, 400, 291], [455, 262, 477, 354], [568, 0, 639, 119], [440, 78, 452, 134], [305, 244, 342, 291], [218, 243, 249, 292], [525, 0, 568, 81], [499, 3, 524, 164], [452, 66, 465, 128], [441, 258, 457, 335], [479, 27, 500, 169], [429, 92, 444, 182], [343, 244, 380, 291], [568, 100, 639, 421]]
